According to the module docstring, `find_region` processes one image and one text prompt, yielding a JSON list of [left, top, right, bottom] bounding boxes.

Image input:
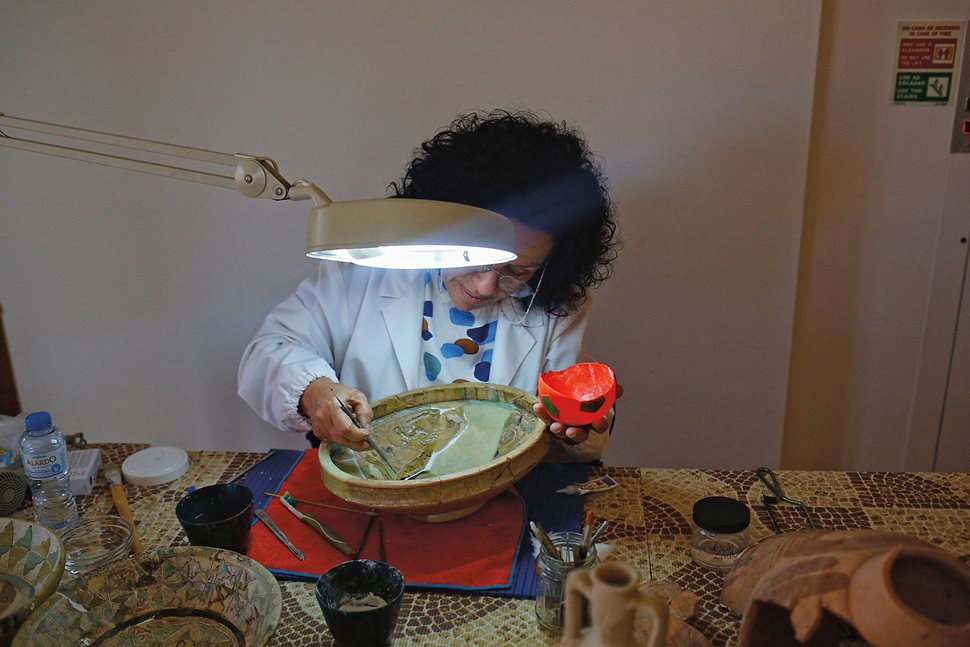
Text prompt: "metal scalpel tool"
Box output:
[[332, 390, 400, 479], [228, 449, 279, 485], [255, 508, 305, 560]]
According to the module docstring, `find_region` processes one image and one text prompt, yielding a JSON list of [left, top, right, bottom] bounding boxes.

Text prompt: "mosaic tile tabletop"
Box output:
[[9, 444, 970, 646]]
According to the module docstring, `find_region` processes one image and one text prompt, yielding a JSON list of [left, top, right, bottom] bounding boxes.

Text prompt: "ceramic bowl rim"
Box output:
[[0, 517, 66, 624], [318, 383, 550, 516], [11, 545, 282, 647]]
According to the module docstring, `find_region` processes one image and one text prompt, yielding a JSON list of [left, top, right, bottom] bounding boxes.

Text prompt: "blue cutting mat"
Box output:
[[489, 461, 589, 598], [238, 449, 304, 514]]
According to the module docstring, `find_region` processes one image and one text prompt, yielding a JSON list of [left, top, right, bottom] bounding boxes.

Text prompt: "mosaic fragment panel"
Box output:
[[583, 466, 643, 526], [848, 471, 970, 509]]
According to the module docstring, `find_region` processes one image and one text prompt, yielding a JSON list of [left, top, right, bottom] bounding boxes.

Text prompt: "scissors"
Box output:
[[755, 467, 816, 533]]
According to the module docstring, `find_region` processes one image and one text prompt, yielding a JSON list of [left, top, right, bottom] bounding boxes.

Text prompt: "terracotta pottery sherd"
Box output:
[[721, 528, 970, 646]]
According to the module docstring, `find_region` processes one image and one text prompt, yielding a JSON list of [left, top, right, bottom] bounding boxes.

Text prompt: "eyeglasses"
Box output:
[[470, 265, 540, 298]]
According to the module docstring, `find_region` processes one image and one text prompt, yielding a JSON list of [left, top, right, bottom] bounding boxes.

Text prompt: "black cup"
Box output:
[[315, 560, 405, 647], [175, 483, 254, 554]]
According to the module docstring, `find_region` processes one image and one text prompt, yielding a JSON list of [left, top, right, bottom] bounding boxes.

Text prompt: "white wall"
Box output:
[[783, 0, 970, 470], [0, 1, 821, 466]]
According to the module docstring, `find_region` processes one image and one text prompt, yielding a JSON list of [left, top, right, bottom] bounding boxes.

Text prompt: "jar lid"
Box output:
[[692, 496, 750, 533], [121, 446, 189, 486]]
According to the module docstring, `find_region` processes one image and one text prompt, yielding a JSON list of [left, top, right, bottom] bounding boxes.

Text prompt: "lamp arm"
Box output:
[[0, 111, 517, 268], [0, 112, 324, 203], [287, 179, 332, 207]]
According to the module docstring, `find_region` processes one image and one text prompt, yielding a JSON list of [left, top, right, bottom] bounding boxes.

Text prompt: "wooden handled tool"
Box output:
[[104, 464, 142, 553]]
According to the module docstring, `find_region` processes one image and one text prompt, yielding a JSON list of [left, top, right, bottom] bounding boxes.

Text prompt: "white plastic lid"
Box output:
[[121, 446, 190, 486]]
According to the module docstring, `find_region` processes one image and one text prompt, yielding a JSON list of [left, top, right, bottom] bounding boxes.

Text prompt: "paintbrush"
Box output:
[[279, 491, 357, 558], [530, 521, 560, 558], [580, 510, 594, 559], [332, 390, 400, 479], [104, 464, 142, 553]]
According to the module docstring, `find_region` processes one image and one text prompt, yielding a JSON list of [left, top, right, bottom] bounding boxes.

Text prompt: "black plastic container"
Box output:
[[175, 483, 254, 554], [315, 559, 405, 647]]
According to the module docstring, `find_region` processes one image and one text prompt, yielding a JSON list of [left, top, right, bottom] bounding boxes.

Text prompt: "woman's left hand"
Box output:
[[534, 383, 623, 444]]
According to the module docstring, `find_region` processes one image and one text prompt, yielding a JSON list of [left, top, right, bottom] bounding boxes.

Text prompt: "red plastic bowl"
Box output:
[[537, 363, 616, 427]]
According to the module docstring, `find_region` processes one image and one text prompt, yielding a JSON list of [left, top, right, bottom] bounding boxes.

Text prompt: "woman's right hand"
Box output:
[[299, 377, 374, 450]]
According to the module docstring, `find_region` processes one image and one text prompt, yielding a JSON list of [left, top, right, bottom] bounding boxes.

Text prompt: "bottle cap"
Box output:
[[24, 411, 52, 433], [121, 446, 190, 486], [692, 496, 750, 534]]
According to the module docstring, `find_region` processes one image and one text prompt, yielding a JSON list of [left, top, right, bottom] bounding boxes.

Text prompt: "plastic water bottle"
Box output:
[[19, 411, 78, 531]]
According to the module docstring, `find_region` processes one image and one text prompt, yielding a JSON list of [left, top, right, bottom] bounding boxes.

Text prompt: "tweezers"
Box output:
[[755, 467, 816, 533]]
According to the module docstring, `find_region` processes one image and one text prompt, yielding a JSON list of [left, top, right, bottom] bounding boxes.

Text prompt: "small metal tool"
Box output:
[[332, 390, 400, 479], [587, 519, 609, 548], [255, 508, 305, 560], [755, 467, 816, 533], [356, 513, 377, 556], [263, 492, 376, 516], [378, 519, 386, 562], [228, 449, 279, 485]]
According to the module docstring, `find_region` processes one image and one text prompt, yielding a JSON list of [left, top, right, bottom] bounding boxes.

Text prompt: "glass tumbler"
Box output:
[[61, 514, 134, 578]]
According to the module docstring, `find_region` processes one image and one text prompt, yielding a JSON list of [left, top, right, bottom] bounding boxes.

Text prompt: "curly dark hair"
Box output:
[[389, 109, 619, 316]]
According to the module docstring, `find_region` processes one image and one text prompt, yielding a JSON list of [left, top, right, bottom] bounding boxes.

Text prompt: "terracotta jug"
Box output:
[[561, 560, 669, 647]]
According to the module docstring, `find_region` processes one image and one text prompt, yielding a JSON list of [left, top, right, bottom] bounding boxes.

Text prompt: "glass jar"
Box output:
[[690, 496, 750, 571], [535, 531, 598, 632], [61, 513, 134, 578]]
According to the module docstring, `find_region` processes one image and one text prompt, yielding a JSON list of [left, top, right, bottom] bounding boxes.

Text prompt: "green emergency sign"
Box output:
[[894, 72, 954, 104]]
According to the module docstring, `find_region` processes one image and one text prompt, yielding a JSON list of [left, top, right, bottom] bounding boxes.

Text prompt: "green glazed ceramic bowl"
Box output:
[[320, 383, 550, 521], [0, 518, 66, 644]]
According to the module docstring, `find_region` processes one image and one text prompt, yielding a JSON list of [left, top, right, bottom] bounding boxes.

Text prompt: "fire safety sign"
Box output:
[[892, 22, 964, 105]]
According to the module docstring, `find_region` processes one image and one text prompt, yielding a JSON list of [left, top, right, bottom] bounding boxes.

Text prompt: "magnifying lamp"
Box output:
[[0, 113, 517, 269]]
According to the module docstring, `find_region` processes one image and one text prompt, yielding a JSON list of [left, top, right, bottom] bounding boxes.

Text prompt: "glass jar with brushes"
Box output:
[[534, 530, 599, 632]]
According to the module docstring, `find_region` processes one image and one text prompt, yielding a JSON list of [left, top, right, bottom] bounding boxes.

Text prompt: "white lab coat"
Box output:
[[238, 261, 609, 460]]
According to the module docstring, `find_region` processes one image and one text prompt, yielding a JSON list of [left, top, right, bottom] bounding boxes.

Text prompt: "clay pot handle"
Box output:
[[563, 569, 593, 639], [636, 590, 670, 647]]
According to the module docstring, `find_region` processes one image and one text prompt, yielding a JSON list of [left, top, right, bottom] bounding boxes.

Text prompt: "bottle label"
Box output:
[[23, 447, 68, 480]]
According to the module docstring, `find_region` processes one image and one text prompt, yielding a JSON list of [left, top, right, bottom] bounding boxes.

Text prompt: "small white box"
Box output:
[[68, 448, 102, 496]]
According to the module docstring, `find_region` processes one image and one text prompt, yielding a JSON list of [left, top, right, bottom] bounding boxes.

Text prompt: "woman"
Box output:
[[238, 109, 620, 461]]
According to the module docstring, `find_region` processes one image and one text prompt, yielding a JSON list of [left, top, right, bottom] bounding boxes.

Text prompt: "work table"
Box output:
[[12, 443, 970, 646]]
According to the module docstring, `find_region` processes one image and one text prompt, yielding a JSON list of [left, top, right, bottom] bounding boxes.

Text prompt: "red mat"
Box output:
[[247, 450, 526, 589]]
